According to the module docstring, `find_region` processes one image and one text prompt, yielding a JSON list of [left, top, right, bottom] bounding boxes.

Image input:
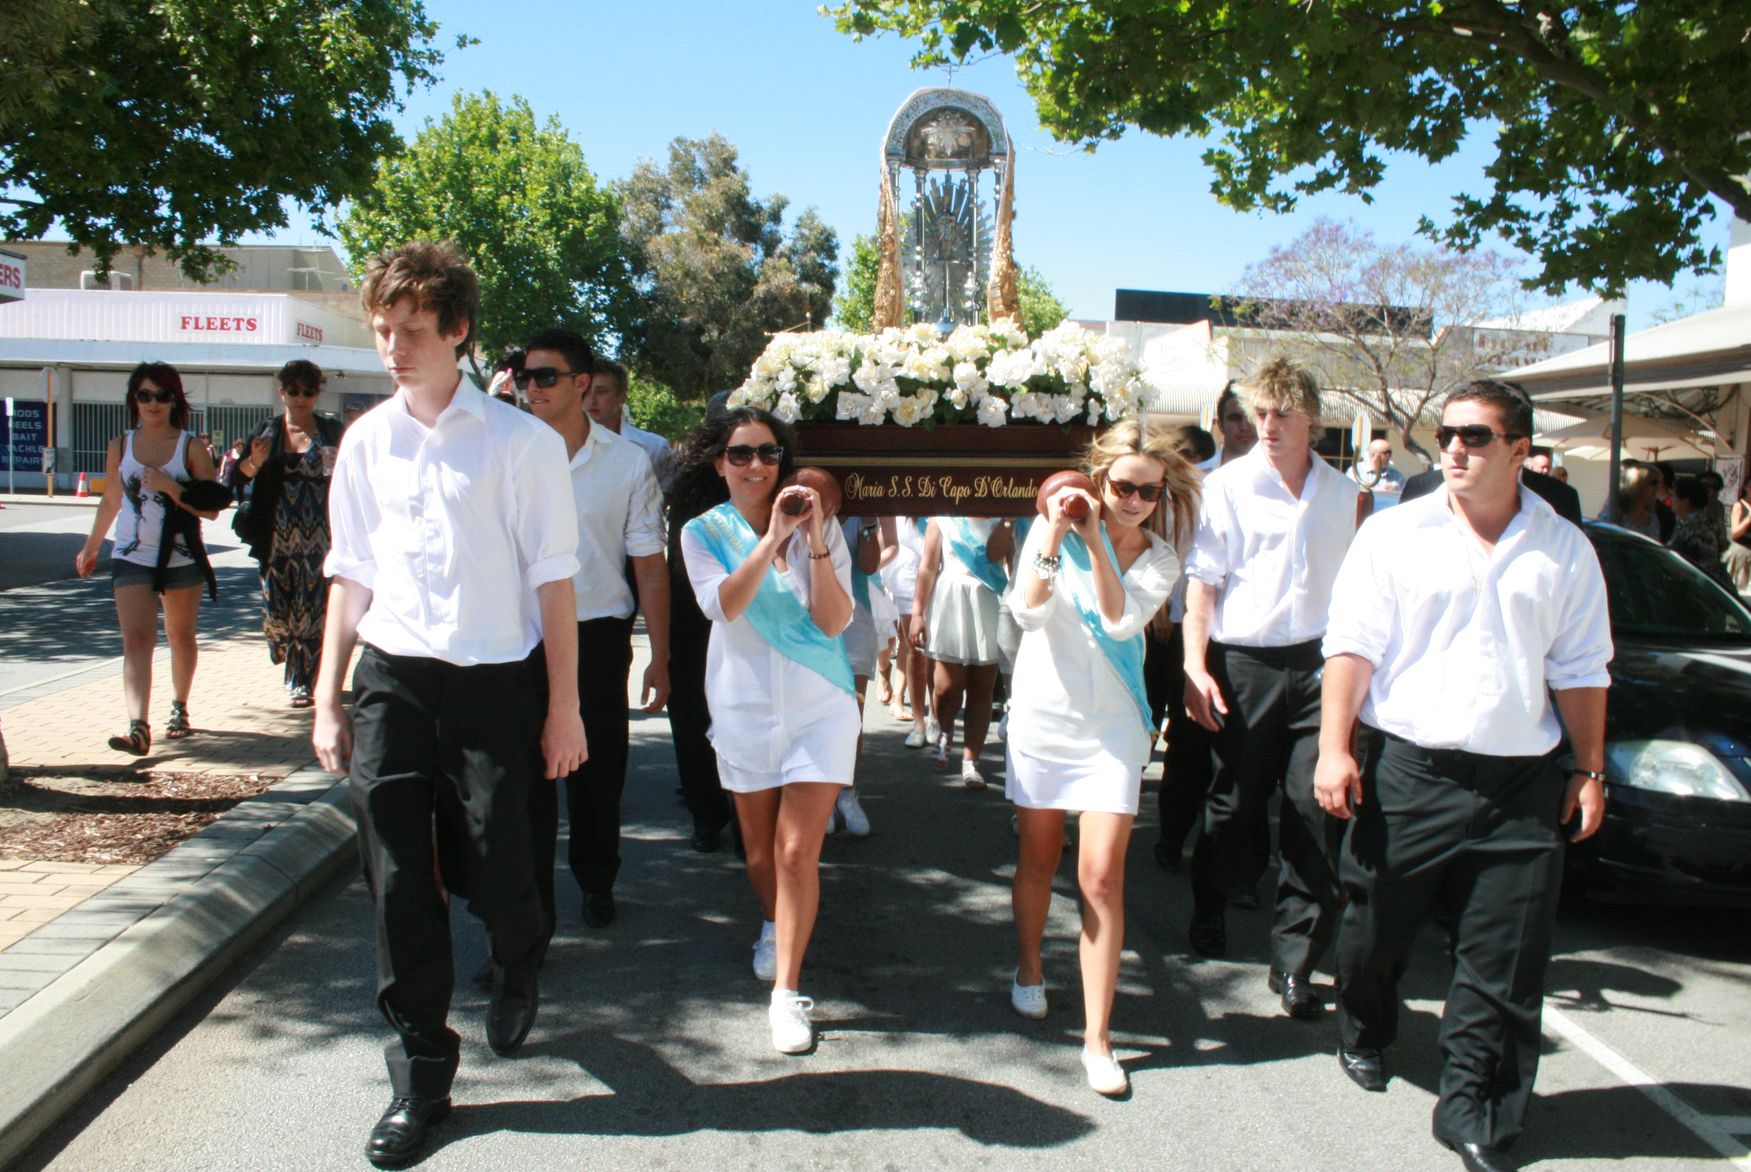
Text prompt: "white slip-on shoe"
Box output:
[[925, 716, 942, 744], [961, 759, 986, 789], [931, 734, 950, 766], [904, 726, 927, 749], [769, 991, 815, 1054], [752, 923, 777, 982], [1082, 1047, 1129, 1096], [1010, 972, 1048, 1020], [836, 789, 871, 836]]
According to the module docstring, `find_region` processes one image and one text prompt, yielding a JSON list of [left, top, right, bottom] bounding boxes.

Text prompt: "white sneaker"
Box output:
[[961, 759, 985, 789], [1010, 972, 1048, 1020], [769, 990, 815, 1054], [930, 734, 950, 766], [925, 716, 942, 744], [752, 922, 777, 982], [836, 789, 871, 836], [904, 726, 926, 748], [1082, 1047, 1129, 1096]]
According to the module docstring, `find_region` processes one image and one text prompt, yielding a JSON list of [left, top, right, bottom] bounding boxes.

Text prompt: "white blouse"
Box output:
[[680, 515, 857, 773], [1005, 523, 1180, 768]]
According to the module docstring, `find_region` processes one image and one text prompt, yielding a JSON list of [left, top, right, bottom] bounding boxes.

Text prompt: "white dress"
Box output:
[[1003, 523, 1180, 815], [681, 516, 861, 792], [882, 516, 926, 617], [840, 517, 880, 677], [924, 517, 1005, 667]]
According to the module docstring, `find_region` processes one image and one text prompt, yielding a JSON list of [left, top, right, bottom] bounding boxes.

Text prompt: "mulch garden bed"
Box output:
[[0, 768, 279, 866]]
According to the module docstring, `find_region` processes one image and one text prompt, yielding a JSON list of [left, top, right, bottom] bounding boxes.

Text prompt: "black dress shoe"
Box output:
[[1338, 1045, 1387, 1092], [1188, 910, 1227, 958], [690, 826, 721, 853], [365, 1095, 450, 1168], [582, 891, 616, 928], [1443, 1139, 1518, 1172], [486, 965, 539, 1057], [1268, 969, 1323, 1018]]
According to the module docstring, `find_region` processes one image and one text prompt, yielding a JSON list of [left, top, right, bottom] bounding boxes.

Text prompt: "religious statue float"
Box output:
[[728, 87, 1153, 515]]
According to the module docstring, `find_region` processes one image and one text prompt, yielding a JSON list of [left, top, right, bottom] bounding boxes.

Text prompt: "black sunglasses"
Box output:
[[724, 443, 785, 467], [283, 386, 320, 398], [133, 388, 175, 404], [1106, 478, 1165, 502], [1435, 425, 1523, 450], [512, 367, 585, 389]]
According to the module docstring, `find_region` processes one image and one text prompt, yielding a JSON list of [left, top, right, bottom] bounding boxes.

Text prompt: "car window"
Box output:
[[1589, 526, 1751, 639]]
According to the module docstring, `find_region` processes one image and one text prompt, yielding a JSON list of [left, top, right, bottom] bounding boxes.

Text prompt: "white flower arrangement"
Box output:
[[729, 319, 1152, 428]]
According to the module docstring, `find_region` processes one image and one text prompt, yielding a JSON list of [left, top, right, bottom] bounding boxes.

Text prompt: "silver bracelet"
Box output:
[[1031, 551, 1061, 581]]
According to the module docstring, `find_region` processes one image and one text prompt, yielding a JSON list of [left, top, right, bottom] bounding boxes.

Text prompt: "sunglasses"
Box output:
[[1435, 425, 1522, 450], [133, 388, 175, 404], [283, 386, 320, 398], [1106, 478, 1165, 502], [512, 367, 585, 390], [724, 443, 785, 466]]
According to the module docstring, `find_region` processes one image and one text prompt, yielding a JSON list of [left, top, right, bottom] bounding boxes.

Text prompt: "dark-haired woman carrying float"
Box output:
[[1003, 419, 1199, 1097], [673, 406, 857, 1056]]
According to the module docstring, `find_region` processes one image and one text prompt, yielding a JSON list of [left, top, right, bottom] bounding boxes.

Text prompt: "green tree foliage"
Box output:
[[829, 1, 1751, 297], [834, 231, 1068, 337], [618, 134, 839, 399], [627, 373, 706, 441], [1, 0, 446, 281], [337, 92, 636, 372]]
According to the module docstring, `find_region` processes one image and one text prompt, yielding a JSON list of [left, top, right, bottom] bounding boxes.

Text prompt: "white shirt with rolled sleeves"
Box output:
[[1321, 487, 1613, 757], [1005, 522, 1180, 769], [324, 384, 580, 666], [1185, 446, 1360, 647], [679, 519, 855, 773], [566, 422, 665, 621]]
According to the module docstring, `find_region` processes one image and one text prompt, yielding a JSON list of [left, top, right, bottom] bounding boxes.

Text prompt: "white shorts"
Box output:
[[1005, 742, 1142, 816], [713, 704, 861, 794]]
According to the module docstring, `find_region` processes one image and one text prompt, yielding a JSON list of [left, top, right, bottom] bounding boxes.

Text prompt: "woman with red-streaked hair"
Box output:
[[76, 362, 223, 753]]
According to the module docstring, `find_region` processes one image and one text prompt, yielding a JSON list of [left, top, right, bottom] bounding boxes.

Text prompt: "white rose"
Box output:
[[977, 396, 1009, 427], [774, 391, 801, 423], [892, 396, 926, 427], [836, 391, 871, 421]]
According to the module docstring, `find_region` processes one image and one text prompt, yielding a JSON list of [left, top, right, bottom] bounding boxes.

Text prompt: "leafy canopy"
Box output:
[[828, 1, 1751, 297], [337, 91, 636, 371], [1, 0, 447, 281], [617, 134, 839, 400]]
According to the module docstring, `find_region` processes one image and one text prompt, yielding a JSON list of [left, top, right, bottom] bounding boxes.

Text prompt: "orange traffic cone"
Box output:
[[76, 472, 90, 497]]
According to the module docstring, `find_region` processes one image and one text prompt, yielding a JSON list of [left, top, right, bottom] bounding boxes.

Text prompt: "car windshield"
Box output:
[[1587, 524, 1751, 640]]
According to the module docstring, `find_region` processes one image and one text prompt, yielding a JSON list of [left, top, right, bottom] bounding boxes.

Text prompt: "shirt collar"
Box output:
[[568, 417, 613, 469], [388, 374, 482, 426]]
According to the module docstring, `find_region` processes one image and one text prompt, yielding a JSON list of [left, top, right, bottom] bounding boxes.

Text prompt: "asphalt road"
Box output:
[[12, 667, 1749, 1171]]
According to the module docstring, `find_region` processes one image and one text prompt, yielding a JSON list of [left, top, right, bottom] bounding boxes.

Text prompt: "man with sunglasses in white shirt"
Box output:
[[1182, 360, 1360, 1020], [1316, 379, 1610, 1172], [519, 328, 670, 934]]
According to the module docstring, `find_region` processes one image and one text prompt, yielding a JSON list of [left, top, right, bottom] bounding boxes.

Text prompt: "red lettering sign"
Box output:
[[178, 314, 259, 334], [294, 321, 324, 344], [0, 263, 21, 290]]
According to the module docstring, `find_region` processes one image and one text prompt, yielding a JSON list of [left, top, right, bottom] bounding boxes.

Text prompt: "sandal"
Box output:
[[165, 700, 191, 740], [289, 685, 314, 709], [107, 719, 151, 756]]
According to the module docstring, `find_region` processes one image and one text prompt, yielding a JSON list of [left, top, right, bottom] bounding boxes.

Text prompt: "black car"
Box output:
[[1569, 522, 1751, 906]]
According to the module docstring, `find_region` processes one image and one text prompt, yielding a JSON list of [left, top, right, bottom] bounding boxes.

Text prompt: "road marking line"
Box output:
[[1544, 1002, 1751, 1166]]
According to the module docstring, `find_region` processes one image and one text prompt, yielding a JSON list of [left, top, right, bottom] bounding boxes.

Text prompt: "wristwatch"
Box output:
[[1570, 768, 1607, 784]]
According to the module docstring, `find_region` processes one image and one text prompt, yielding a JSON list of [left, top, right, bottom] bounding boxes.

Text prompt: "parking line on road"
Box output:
[[1544, 1002, 1751, 1166]]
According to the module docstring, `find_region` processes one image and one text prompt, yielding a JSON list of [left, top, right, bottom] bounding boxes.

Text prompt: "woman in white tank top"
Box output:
[[76, 363, 222, 754]]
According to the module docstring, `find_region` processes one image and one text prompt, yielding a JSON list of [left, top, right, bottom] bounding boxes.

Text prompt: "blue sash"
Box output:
[[686, 502, 855, 695], [942, 517, 1008, 594], [1060, 527, 1153, 733]]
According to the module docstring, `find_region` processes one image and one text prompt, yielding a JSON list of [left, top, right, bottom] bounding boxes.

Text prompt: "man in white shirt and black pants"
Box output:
[[1316, 379, 1610, 1172], [521, 328, 671, 931], [1182, 360, 1360, 1018], [312, 243, 586, 1168]]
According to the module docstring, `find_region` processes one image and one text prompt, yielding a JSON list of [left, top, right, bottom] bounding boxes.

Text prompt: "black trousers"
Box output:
[[1145, 624, 1215, 855], [1190, 638, 1341, 976], [667, 559, 731, 835], [349, 645, 547, 1099], [1338, 733, 1564, 1152], [530, 618, 634, 922]]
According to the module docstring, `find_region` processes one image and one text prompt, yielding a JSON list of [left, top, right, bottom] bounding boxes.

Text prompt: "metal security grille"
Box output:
[[202, 405, 274, 450], [71, 403, 129, 473]]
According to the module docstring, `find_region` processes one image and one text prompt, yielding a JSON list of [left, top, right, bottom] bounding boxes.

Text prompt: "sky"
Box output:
[[260, 0, 1728, 333]]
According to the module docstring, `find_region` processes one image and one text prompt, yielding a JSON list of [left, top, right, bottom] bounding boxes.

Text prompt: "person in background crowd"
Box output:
[[1317, 379, 1610, 1172], [311, 242, 584, 1168], [890, 516, 936, 747], [910, 516, 1007, 789], [1599, 461, 1662, 539], [831, 510, 896, 837], [1553, 465, 1569, 485], [232, 359, 346, 707], [1700, 469, 1729, 547], [675, 406, 857, 1055], [1182, 359, 1360, 1021], [520, 327, 670, 932], [1349, 437, 1406, 511], [486, 345, 524, 405], [586, 359, 676, 494], [76, 361, 224, 754], [1199, 384, 1257, 471], [1004, 420, 1193, 1097], [219, 438, 247, 503], [1669, 476, 1735, 590], [1653, 461, 1679, 542], [1524, 450, 1553, 476], [1724, 479, 1751, 593]]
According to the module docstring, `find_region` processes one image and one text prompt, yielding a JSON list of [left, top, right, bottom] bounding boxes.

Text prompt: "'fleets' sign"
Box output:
[[0, 250, 25, 304], [177, 314, 260, 334]]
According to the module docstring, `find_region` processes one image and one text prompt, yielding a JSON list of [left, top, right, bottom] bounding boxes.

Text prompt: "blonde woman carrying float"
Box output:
[[1003, 419, 1200, 1097]]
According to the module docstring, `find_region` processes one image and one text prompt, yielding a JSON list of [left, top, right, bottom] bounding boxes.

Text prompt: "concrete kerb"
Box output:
[[0, 766, 357, 1169]]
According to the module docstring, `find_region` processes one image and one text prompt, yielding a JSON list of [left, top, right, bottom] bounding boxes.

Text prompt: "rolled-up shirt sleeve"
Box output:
[[623, 457, 666, 559], [1102, 539, 1178, 641], [1545, 540, 1614, 690], [513, 426, 582, 590], [681, 521, 731, 623], [1321, 529, 1390, 665], [1006, 524, 1059, 630], [323, 434, 377, 589]]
